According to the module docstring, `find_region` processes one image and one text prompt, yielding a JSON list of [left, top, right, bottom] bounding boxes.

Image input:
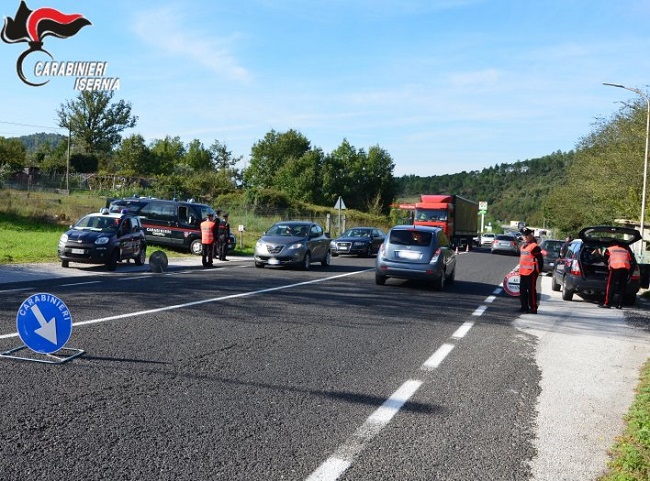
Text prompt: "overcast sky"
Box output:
[[1, 0, 649, 176]]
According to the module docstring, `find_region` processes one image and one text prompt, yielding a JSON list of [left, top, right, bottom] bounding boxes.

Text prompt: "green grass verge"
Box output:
[[599, 359, 650, 481], [0, 211, 252, 264]]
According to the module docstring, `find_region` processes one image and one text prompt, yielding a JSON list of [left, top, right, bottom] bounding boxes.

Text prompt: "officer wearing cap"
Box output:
[[518, 227, 543, 314], [217, 213, 231, 261]]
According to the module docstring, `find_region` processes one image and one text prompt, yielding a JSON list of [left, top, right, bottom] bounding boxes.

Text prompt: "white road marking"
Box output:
[[452, 321, 474, 339], [421, 342, 455, 371], [0, 270, 371, 339], [305, 379, 423, 481], [0, 287, 33, 294], [472, 305, 488, 316], [60, 281, 102, 287]]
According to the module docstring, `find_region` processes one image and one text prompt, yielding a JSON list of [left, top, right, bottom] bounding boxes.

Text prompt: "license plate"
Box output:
[[71, 248, 85, 254], [396, 250, 421, 260], [268, 258, 280, 265]]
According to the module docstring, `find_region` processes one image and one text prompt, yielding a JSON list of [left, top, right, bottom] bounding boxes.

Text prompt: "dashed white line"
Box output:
[[421, 342, 455, 371], [472, 305, 488, 316], [0, 270, 371, 339], [306, 379, 423, 481], [452, 321, 475, 339]]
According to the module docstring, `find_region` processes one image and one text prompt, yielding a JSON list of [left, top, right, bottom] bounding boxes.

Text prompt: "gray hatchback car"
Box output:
[[375, 225, 456, 289], [254, 221, 331, 269]]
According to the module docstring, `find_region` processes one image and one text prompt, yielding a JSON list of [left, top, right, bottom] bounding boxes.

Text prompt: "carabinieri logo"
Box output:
[[2, 1, 119, 90], [1, 1, 91, 86]]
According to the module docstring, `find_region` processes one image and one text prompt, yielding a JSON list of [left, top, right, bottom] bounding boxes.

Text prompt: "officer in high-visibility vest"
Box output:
[[200, 213, 216, 268], [518, 228, 544, 314], [600, 241, 632, 309]]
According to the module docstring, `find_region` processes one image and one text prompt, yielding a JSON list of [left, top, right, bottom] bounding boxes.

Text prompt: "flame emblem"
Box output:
[[1, 1, 91, 86]]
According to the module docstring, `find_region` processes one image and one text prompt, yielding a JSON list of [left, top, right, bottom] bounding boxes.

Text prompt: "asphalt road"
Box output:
[[0, 250, 647, 480]]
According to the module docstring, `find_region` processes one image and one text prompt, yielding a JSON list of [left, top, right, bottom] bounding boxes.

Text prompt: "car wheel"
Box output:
[[61, 260, 69, 268], [107, 250, 119, 271], [434, 270, 446, 291], [301, 252, 311, 270], [561, 280, 574, 301], [551, 275, 561, 292], [134, 246, 146, 266], [375, 273, 386, 285], [447, 266, 455, 284], [190, 239, 203, 256], [321, 250, 331, 267], [255, 261, 264, 268], [361, 245, 372, 258]]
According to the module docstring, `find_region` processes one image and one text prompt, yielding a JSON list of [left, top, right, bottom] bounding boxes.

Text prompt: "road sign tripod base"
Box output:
[[0, 345, 85, 364]]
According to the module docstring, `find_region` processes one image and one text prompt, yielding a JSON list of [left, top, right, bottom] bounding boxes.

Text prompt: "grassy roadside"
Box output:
[[598, 359, 650, 481]]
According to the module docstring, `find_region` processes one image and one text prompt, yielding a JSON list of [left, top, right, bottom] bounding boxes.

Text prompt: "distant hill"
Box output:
[[395, 150, 574, 227], [14, 132, 66, 152]]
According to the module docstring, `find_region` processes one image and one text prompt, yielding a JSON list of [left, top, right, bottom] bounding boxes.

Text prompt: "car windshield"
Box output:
[[389, 229, 433, 246], [415, 209, 448, 221], [342, 228, 371, 238], [74, 215, 117, 232], [267, 224, 309, 236], [541, 241, 563, 256]]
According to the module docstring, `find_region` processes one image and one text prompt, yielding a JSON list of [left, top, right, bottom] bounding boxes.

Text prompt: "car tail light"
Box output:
[[430, 248, 441, 264], [570, 259, 581, 276], [631, 265, 641, 281]]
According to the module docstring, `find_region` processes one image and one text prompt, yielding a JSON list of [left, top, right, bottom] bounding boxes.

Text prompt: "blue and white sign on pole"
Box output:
[[16, 293, 73, 354]]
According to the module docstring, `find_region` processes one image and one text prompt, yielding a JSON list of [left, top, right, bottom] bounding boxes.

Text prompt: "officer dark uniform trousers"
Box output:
[[200, 215, 216, 267], [602, 244, 631, 309], [519, 230, 543, 314]]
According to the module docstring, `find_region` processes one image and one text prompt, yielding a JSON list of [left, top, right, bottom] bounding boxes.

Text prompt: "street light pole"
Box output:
[[603, 82, 650, 259]]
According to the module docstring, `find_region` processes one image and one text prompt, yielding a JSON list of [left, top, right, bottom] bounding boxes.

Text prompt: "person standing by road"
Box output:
[[600, 241, 632, 309], [200, 213, 216, 268], [519, 227, 544, 314], [218, 213, 231, 261]]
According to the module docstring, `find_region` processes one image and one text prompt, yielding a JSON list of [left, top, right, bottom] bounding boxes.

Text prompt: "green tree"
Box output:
[[243, 129, 311, 189], [274, 149, 324, 204], [210, 139, 242, 171], [0, 136, 27, 171], [149, 136, 186, 176], [544, 98, 647, 233], [114, 134, 153, 176], [184, 139, 213, 171], [56, 91, 137, 156]]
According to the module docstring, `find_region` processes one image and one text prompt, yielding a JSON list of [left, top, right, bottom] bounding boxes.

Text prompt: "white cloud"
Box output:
[[130, 6, 251, 82]]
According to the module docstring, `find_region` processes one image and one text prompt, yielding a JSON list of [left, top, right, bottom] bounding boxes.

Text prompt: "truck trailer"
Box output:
[[402, 195, 479, 249]]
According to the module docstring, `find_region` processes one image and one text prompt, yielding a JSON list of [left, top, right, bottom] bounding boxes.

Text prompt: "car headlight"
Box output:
[[352, 241, 367, 248], [330, 240, 336, 248], [255, 240, 264, 250], [287, 242, 304, 251], [95, 236, 110, 245], [59, 234, 68, 243]]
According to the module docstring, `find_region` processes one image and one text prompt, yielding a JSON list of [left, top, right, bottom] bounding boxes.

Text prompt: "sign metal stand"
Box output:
[[1, 293, 84, 364]]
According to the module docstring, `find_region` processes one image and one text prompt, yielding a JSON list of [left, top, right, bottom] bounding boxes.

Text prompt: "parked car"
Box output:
[[330, 227, 385, 257], [375, 225, 456, 290], [539, 238, 564, 273], [490, 234, 520, 255], [551, 225, 642, 305], [254, 221, 331, 269], [480, 233, 496, 246], [108, 197, 236, 255], [58, 209, 147, 270]]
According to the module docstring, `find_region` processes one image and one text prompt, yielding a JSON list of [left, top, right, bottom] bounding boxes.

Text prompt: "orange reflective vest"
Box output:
[[519, 243, 539, 275], [607, 245, 631, 269], [201, 220, 215, 244]]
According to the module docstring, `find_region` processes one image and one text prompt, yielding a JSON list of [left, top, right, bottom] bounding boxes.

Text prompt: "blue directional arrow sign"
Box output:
[[16, 293, 73, 354]]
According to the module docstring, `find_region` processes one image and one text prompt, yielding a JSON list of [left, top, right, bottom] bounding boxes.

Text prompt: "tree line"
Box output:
[[1, 89, 649, 234]]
